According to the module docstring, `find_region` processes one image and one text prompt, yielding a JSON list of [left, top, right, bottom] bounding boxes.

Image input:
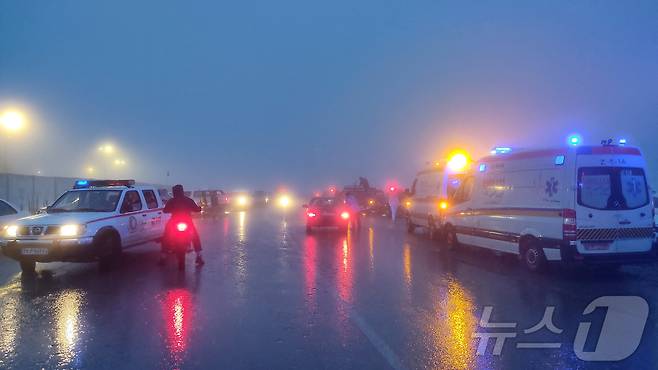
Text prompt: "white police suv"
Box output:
[[1, 180, 168, 274]]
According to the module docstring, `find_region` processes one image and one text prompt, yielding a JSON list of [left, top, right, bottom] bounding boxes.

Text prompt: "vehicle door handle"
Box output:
[[619, 220, 631, 225], [142, 214, 148, 217]]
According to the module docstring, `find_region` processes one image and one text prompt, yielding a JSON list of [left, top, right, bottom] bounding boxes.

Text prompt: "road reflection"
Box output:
[[403, 243, 412, 289], [54, 290, 85, 367], [432, 281, 478, 370], [162, 289, 194, 368], [0, 281, 21, 365], [234, 211, 248, 297], [368, 227, 374, 273], [337, 235, 353, 304], [303, 235, 317, 312]]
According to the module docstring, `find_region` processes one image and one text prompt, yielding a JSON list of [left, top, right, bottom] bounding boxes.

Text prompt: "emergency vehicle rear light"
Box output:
[[562, 208, 577, 241], [478, 164, 487, 172], [307, 212, 317, 218], [340, 211, 350, 220], [554, 155, 565, 165], [176, 222, 188, 232], [74, 179, 135, 189]]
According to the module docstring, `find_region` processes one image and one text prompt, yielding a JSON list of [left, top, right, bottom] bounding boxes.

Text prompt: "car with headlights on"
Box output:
[[303, 196, 351, 233], [0, 179, 168, 274]]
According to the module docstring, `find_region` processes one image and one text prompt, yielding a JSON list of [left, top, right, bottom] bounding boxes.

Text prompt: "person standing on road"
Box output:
[[388, 189, 400, 224], [161, 184, 205, 266], [345, 192, 361, 229]]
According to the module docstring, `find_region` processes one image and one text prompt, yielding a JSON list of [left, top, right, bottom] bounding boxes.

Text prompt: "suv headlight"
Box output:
[[60, 224, 85, 237], [5, 225, 18, 238]]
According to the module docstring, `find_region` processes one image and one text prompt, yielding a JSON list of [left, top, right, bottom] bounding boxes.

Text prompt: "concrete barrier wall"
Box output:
[[0, 173, 170, 214]]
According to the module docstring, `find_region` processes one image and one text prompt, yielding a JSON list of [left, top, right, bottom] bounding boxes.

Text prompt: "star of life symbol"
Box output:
[[545, 177, 558, 197]]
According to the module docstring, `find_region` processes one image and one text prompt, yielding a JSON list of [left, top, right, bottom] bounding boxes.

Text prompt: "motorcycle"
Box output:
[[162, 217, 194, 270]]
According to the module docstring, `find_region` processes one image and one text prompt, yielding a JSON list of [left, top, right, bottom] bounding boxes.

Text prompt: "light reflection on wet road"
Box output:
[[1, 209, 657, 369]]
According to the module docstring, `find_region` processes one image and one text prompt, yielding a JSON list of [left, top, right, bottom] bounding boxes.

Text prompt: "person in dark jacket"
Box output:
[[161, 184, 204, 266]]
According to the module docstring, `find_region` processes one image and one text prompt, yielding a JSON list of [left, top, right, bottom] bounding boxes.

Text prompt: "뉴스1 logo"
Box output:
[[473, 295, 648, 361]]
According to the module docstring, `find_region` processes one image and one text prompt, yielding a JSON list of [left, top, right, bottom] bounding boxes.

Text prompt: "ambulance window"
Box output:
[[120, 191, 143, 213], [452, 177, 474, 204], [142, 190, 159, 209], [461, 177, 474, 202], [620, 168, 648, 208], [578, 167, 648, 210], [0, 200, 17, 216]]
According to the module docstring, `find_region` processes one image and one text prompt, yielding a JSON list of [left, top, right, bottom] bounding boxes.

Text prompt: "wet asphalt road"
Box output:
[[1, 208, 658, 370]]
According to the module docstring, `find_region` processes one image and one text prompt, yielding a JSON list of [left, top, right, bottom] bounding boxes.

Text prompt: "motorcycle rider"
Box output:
[[160, 184, 205, 266]]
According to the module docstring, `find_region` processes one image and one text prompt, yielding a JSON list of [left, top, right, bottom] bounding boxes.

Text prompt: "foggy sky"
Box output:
[[1, 1, 658, 193]]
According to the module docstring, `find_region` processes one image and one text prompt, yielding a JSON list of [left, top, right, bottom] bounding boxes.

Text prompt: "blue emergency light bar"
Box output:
[[490, 147, 512, 155], [74, 179, 135, 189]]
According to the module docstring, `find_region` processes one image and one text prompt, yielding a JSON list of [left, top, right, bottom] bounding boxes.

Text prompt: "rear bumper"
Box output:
[[306, 216, 351, 227], [1, 237, 99, 263], [558, 242, 658, 265]]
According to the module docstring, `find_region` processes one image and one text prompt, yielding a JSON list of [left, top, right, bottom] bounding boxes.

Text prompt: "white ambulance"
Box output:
[[407, 164, 466, 239], [1, 180, 168, 274], [443, 143, 656, 271]]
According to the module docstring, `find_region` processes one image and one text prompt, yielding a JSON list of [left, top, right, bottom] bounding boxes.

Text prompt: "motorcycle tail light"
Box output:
[[176, 222, 189, 232], [340, 211, 350, 220]]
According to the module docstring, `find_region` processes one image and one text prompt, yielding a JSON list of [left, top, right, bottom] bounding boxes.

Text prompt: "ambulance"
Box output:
[[443, 141, 656, 271], [407, 153, 469, 239]]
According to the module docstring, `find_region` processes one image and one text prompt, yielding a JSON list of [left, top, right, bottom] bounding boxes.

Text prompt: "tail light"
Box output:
[[562, 209, 577, 241], [176, 222, 189, 232], [340, 211, 350, 220], [307, 212, 317, 218]]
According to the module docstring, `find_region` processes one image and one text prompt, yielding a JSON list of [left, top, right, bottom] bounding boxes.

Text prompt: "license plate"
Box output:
[[584, 242, 610, 251], [21, 248, 49, 256]]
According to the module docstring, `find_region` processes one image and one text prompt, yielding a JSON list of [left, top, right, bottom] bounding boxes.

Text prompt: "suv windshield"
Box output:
[[578, 167, 649, 210], [50, 190, 122, 213]]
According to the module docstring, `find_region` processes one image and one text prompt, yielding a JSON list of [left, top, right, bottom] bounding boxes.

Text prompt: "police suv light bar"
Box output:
[[74, 179, 136, 189]]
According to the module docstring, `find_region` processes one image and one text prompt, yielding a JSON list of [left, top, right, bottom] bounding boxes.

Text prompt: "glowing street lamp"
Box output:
[[0, 110, 25, 133], [98, 144, 115, 155]]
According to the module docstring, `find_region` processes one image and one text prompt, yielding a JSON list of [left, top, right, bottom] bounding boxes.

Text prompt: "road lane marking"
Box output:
[[345, 304, 408, 370], [289, 230, 408, 370]]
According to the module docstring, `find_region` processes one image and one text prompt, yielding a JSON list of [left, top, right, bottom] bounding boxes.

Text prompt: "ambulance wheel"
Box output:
[[428, 219, 440, 240], [406, 218, 416, 234], [445, 226, 458, 251], [523, 244, 547, 273], [20, 260, 36, 275]]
